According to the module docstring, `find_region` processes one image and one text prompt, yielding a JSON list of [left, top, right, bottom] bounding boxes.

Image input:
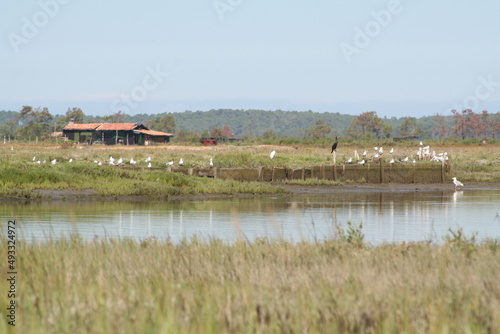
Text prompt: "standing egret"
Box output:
[[331, 136, 339, 153], [117, 158, 123, 165], [179, 158, 184, 166], [209, 158, 214, 168], [346, 157, 352, 164], [69, 158, 73, 163], [130, 158, 137, 165], [362, 150, 367, 157], [270, 150, 276, 159], [147, 162, 152, 168], [51, 159, 57, 165], [389, 148, 394, 154], [452, 177, 464, 190], [378, 147, 384, 155]]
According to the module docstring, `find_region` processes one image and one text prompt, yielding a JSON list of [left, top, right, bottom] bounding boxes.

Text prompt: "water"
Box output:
[[1, 189, 500, 245]]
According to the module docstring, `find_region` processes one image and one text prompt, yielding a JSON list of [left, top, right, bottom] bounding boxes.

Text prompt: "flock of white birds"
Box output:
[[30, 155, 209, 169], [343, 141, 450, 166], [25, 142, 465, 189]]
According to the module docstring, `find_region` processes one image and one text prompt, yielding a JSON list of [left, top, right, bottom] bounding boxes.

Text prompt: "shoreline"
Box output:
[[3, 181, 499, 202]]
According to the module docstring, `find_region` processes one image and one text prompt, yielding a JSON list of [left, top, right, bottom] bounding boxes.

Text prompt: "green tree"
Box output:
[[347, 111, 390, 139], [102, 111, 126, 123], [15, 106, 54, 139], [65, 107, 85, 123], [399, 117, 424, 137], [149, 114, 176, 133], [305, 119, 332, 139], [210, 127, 223, 137]]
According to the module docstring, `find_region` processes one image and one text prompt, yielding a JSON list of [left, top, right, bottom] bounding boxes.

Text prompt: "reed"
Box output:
[[1, 235, 499, 333]]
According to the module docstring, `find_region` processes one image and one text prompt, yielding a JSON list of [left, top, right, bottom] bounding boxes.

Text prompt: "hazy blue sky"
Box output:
[[2, 0, 499, 117]]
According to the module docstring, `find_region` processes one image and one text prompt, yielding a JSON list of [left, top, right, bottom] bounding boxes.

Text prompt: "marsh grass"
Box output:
[[1, 235, 499, 333], [1, 142, 500, 199]]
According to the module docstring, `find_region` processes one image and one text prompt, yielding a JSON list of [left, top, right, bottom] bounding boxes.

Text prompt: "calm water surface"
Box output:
[[2, 189, 500, 245]]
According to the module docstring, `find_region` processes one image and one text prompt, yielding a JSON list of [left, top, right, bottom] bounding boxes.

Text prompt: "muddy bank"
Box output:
[[3, 182, 498, 202], [278, 182, 500, 195]]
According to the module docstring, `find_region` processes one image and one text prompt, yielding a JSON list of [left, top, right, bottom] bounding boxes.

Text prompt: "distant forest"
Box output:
[[1, 107, 499, 141]]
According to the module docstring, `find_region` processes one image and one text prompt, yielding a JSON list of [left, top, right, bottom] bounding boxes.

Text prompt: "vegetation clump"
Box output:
[[3, 235, 499, 333]]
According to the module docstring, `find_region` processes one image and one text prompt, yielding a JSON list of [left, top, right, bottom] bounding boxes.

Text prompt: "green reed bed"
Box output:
[[1, 235, 499, 333], [0, 160, 283, 198]]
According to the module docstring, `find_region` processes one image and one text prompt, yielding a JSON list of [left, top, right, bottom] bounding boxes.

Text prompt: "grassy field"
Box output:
[[0, 234, 499, 333], [0, 141, 499, 198]]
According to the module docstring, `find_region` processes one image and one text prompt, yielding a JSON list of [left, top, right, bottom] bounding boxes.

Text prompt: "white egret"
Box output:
[[362, 151, 367, 157], [270, 150, 276, 159], [401, 157, 409, 162], [109, 156, 115, 163], [209, 158, 214, 168], [117, 158, 123, 164], [378, 147, 383, 155], [166, 161, 174, 166], [357, 159, 365, 165], [51, 159, 57, 165], [389, 148, 394, 154], [148, 162, 152, 168], [452, 177, 464, 190], [32, 156, 36, 161], [346, 157, 352, 164], [130, 158, 137, 165], [389, 159, 395, 164], [69, 158, 73, 163], [179, 158, 184, 166]]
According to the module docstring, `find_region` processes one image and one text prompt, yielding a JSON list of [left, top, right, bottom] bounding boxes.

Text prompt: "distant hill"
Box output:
[[0, 108, 460, 139]]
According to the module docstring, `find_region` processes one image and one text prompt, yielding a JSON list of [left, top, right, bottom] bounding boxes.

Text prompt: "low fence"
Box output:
[[165, 161, 450, 184]]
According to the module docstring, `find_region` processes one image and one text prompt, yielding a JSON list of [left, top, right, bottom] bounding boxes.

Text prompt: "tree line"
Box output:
[[0, 106, 499, 141]]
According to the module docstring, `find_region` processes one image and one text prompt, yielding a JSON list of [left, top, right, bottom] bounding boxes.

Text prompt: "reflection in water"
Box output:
[[1, 189, 500, 245]]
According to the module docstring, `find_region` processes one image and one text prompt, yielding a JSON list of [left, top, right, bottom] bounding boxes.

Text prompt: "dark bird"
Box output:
[[331, 136, 339, 153]]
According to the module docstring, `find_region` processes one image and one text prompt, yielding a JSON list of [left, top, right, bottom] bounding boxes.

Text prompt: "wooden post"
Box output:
[[379, 158, 384, 183], [332, 151, 337, 180], [441, 159, 445, 183], [115, 130, 118, 145], [271, 167, 275, 182]]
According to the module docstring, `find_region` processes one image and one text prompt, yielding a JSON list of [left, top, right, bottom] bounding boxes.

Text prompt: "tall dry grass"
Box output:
[[1, 235, 499, 333]]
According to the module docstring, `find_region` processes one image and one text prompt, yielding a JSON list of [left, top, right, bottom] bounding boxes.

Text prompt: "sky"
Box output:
[[1, 0, 500, 118]]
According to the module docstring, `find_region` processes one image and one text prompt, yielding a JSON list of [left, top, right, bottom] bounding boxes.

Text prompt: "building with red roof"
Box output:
[[62, 122, 173, 145]]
